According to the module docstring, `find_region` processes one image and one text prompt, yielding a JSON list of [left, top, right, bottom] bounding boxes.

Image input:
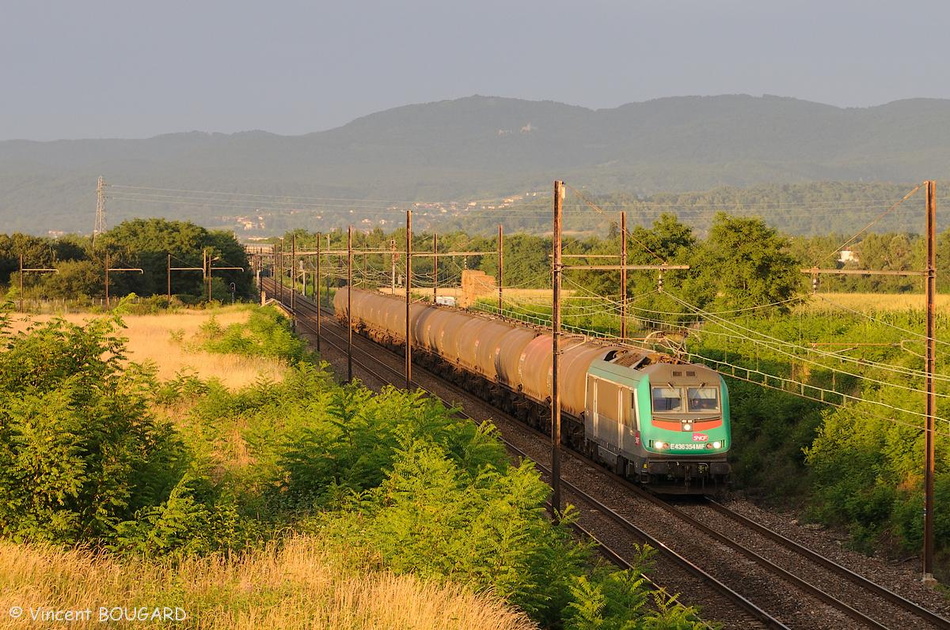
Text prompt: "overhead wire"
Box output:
[[810, 183, 924, 268], [663, 291, 950, 394]]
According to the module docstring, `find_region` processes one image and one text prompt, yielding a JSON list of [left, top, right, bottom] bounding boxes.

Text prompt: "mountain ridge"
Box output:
[[1, 94, 947, 235]]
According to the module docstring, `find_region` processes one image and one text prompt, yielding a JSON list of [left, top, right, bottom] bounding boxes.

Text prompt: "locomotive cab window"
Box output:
[[687, 387, 719, 412], [651, 387, 683, 412]]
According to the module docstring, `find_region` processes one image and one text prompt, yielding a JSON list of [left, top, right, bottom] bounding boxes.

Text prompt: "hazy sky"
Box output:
[[3, 0, 948, 141]]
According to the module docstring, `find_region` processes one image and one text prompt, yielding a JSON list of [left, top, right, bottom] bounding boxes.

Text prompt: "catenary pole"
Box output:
[[551, 181, 565, 518], [347, 227, 353, 382], [290, 234, 296, 318], [621, 211, 627, 342], [316, 233, 321, 353], [498, 224, 504, 313], [406, 210, 412, 390], [924, 180, 937, 584]]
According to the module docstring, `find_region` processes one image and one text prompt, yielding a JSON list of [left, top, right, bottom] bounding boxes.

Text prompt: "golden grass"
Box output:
[[6, 307, 286, 390], [0, 538, 536, 630], [802, 292, 950, 314]]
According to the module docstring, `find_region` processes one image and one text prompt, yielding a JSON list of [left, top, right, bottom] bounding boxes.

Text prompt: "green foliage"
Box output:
[[566, 561, 709, 630], [314, 437, 586, 624], [113, 474, 258, 558], [198, 306, 309, 364], [689, 213, 804, 314], [277, 385, 507, 510], [688, 305, 949, 569], [0, 219, 252, 303], [804, 397, 948, 554], [0, 317, 187, 543], [0, 303, 705, 625]]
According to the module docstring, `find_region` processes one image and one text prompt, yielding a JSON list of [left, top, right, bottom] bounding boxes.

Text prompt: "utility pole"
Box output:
[[104, 253, 143, 307], [498, 224, 504, 313], [801, 181, 937, 583], [203, 252, 243, 303], [347, 226, 353, 383], [205, 251, 212, 301], [290, 234, 296, 317], [551, 180, 565, 518], [406, 210, 413, 390], [924, 180, 937, 585], [168, 256, 203, 303], [94, 176, 106, 249], [432, 232, 439, 303], [391, 238, 397, 294], [277, 241, 283, 303], [620, 212, 628, 342], [316, 232, 321, 352], [17, 254, 57, 312]]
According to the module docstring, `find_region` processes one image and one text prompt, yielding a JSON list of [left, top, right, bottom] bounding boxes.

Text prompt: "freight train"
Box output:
[[334, 287, 731, 492]]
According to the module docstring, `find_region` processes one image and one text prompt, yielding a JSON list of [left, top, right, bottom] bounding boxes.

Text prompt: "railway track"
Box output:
[[261, 280, 950, 629]]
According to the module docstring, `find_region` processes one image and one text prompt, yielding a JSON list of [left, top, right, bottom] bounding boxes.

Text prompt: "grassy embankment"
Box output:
[[6, 307, 285, 389], [1, 538, 531, 630], [1, 305, 536, 630]]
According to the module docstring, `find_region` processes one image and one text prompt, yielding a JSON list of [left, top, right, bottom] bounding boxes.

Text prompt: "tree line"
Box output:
[[3, 211, 946, 310], [0, 218, 253, 305], [279, 211, 949, 324]]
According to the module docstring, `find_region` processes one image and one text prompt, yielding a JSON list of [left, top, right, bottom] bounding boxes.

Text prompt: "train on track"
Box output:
[[333, 287, 731, 493]]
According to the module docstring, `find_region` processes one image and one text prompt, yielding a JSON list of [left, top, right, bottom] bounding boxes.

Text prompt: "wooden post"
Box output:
[[105, 253, 111, 307], [276, 242, 282, 303], [406, 210, 412, 390], [316, 232, 321, 353], [347, 226, 353, 383], [18, 254, 23, 312], [498, 224, 504, 313], [620, 211, 627, 342], [551, 181, 565, 518], [205, 250, 212, 302], [924, 180, 937, 584], [433, 232, 438, 303], [391, 238, 397, 294], [291, 235, 297, 317]]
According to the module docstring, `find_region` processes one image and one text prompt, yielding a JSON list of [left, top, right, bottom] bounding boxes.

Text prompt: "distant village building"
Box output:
[[838, 249, 858, 264]]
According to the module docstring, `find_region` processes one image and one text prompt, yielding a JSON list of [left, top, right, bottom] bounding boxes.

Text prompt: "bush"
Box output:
[[199, 306, 309, 364], [313, 437, 588, 625], [113, 473, 259, 558], [0, 316, 187, 543], [277, 384, 507, 511]]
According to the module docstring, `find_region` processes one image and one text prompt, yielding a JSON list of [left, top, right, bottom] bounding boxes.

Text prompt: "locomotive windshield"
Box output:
[[652, 386, 720, 413], [687, 387, 720, 412], [651, 387, 683, 412]]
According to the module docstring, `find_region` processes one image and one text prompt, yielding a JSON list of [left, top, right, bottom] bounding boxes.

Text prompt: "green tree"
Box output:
[[689, 213, 804, 314], [95, 218, 252, 301]]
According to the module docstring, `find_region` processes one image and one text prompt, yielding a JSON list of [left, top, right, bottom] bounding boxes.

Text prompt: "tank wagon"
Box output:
[[334, 288, 730, 492]]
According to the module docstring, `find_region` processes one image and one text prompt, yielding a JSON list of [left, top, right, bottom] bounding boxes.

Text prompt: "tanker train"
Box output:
[[334, 287, 731, 492]]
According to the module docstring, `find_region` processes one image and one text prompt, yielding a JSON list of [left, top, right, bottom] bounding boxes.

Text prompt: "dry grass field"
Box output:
[[0, 539, 536, 630], [804, 292, 950, 314], [6, 306, 286, 389]]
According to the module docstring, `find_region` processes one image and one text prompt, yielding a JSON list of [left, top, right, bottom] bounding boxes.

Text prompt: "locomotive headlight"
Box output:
[[682, 423, 692, 432], [653, 441, 667, 450], [712, 441, 723, 449]]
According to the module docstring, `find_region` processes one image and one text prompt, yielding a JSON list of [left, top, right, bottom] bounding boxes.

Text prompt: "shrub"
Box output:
[[199, 306, 309, 364], [0, 316, 187, 543]]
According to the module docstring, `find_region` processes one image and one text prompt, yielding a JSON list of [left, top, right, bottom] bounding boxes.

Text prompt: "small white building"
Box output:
[[838, 250, 858, 264]]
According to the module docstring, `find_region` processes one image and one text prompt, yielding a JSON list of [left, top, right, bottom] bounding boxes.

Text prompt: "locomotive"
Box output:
[[334, 287, 730, 492]]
